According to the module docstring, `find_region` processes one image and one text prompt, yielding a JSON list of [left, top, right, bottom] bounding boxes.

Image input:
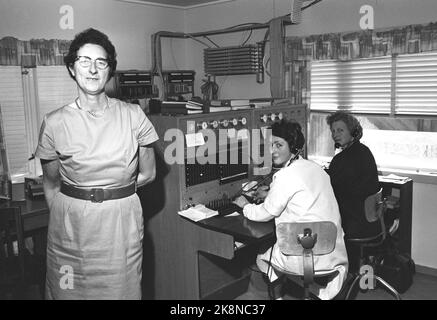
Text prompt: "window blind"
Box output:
[[310, 57, 392, 113], [0, 66, 28, 176], [396, 52, 437, 115], [36, 66, 77, 126]]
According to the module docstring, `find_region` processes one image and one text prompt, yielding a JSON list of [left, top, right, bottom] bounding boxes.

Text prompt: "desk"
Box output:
[[379, 177, 413, 255], [0, 198, 49, 232]]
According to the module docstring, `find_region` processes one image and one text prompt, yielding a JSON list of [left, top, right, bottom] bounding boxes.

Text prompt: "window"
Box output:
[[0, 66, 76, 180], [309, 52, 437, 174]]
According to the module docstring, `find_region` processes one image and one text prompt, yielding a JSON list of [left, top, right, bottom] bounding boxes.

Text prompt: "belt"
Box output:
[[60, 182, 136, 203]]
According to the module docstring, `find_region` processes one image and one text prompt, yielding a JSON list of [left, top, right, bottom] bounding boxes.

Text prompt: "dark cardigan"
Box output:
[[328, 141, 380, 238]]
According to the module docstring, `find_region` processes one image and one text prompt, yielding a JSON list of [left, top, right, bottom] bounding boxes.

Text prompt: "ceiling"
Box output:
[[116, 0, 235, 9]]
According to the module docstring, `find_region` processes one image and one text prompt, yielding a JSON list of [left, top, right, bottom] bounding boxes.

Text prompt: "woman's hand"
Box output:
[[233, 195, 250, 208], [253, 185, 269, 203]]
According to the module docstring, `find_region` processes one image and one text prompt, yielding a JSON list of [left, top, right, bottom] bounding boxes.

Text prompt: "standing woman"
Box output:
[[326, 112, 380, 269], [35, 28, 159, 299], [233, 120, 348, 300]]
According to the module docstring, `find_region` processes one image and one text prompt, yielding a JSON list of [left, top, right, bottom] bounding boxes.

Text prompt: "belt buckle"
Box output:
[[90, 188, 104, 203]]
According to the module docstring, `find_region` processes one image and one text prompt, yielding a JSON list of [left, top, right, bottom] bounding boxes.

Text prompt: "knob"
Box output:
[[221, 119, 229, 127], [200, 121, 208, 130], [270, 113, 276, 121], [278, 112, 284, 120], [210, 120, 219, 128], [232, 118, 238, 126], [260, 114, 268, 123], [240, 117, 247, 125]]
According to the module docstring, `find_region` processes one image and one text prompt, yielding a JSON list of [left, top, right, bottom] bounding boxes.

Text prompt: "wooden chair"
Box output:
[[270, 221, 340, 300], [344, 188, 401, 300], [0, 206, 45, 299]]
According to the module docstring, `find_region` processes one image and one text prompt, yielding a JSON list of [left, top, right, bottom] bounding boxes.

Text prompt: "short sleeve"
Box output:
[[35, 116, 58, 160], [135, 105, 159, 146]]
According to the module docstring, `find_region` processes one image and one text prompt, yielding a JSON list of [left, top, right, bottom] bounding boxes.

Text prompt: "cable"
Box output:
[[241, 29, 253, 46], [203, 36, 220, 48]]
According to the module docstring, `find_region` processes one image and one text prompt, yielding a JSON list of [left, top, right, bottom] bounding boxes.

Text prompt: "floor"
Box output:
[[236, 271, 437, 300], [3, 269, 437, 300]]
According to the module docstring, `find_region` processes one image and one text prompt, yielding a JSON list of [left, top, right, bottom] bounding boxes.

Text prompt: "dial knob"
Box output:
[[278, 112, 284, 120], [210, 120, 219, 128], [201, 121, 208, 130], [232, 118, 238, 126], [240, 117, 247, 125], [221, 119, 229, 127], [270, 113, 276, 121], [261, 114, 268, 123]]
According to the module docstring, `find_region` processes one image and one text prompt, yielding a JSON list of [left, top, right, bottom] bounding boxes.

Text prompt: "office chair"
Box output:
[[344, 188, 401, 300], [0, 206, 45, 299], [270, 221, 340, 300]]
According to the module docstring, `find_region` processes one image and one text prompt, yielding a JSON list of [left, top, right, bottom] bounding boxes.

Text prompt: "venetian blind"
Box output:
[[0, 66, 28, 176], [36, 66, 77, 126], [395, 52, 437, 115], [310, 57, 392, 113]]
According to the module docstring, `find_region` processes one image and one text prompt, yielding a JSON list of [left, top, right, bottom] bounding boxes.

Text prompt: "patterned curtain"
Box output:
[[0, 37, 71, 66], [285, 21, 437, 104]]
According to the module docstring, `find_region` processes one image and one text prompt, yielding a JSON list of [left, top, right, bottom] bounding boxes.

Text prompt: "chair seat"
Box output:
[[271, 262, 339, 278], [346, 231, 384, 244]]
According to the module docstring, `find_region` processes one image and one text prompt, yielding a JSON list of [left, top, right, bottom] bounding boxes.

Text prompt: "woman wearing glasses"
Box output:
[[35, 28, 158, 299]]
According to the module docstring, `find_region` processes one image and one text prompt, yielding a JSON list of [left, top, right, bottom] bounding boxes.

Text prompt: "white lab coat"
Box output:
[[243, 158, 349, 300]]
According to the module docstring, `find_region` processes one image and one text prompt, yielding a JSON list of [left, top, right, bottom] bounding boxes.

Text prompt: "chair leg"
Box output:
[[375, 275, 402, 300], [345, 274, 361, 300]]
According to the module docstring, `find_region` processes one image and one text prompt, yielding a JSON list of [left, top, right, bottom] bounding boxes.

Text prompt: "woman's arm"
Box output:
[[137, 145, 156, 188], [41, 158, 61, 208]]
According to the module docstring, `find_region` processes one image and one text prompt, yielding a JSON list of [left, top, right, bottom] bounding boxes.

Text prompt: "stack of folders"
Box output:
[[161, 100, 203, 115], [178, 204, 218, 222], [207, 100, 231, 113], [208, 99, 251, 111], [229, 99, 251, 110], [249, 98, 273, 108]]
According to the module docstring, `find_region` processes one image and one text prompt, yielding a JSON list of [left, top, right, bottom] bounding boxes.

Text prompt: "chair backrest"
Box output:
[[276, 221, 337, 256], [364, 188, 384, 223], [275, 221, 338, 300], [0, 207, 25, 282]]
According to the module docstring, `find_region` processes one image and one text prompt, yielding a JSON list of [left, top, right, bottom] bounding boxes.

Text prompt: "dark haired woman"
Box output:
[[326, 111, 380, 271], [35, 28, 159, 299], [233, 120, 348, 299]]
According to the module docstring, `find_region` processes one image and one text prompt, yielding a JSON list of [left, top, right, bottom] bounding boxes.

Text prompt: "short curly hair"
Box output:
[[326, 111, 363, 140], [64, 28, 117, 80], [270, 119, 305, 154]]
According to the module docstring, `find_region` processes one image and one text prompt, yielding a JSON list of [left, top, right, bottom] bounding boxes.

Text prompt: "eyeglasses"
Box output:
[[75, 56, 109, 70]]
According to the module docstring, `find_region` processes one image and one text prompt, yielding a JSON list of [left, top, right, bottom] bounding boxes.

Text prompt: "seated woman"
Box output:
[[233, 120, 348, 300], [326, 111, 380, 270]]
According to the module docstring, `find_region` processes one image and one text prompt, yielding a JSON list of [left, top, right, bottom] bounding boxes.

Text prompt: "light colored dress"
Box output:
[[35, 97, 159, 299], [243, 158, 349, 300]]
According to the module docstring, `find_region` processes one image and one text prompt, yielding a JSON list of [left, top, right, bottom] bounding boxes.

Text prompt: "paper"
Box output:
[[237, 129, 249, 140], [185, 132, 205, 147], [227, 128, 236, 139], [379, 174, 409, 183], [178, 204, 218, 222], [224, 212, 240, 217]]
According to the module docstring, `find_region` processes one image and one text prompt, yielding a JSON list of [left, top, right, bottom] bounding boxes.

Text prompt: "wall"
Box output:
[[0, 0, 186, 70]]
